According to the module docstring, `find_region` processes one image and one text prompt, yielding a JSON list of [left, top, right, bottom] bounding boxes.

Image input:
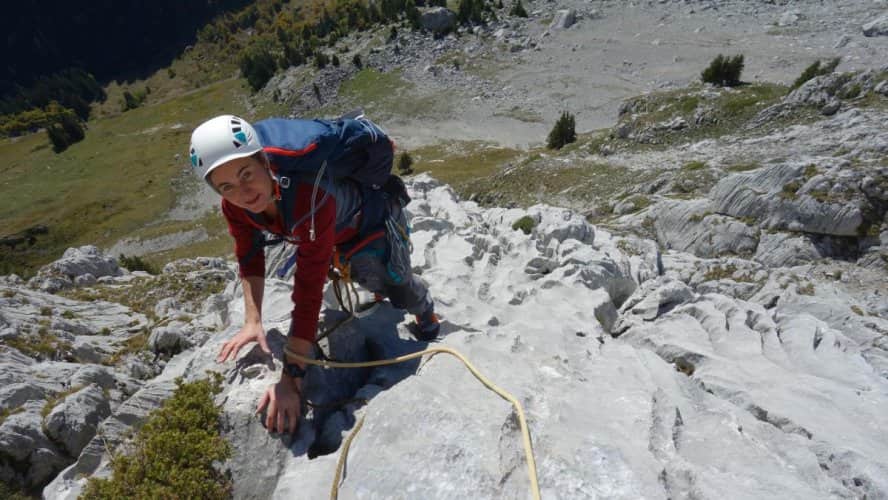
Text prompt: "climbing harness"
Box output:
[[283, 344, 542, 500]]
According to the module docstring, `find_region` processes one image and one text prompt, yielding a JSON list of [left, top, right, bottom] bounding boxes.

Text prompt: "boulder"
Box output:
[[754, 231, 821, 267], [69, 365, 117, 392], [0, 402, 72, 488], [550, 9, 576, 30], [710, 164, 866, 237], [44, 384, 111, 457], [641, 199, 759, 258], [862, 12, 888, 37], [0, 382, 47, 412], [420, 7, 456, 34], [148, 324, 193, 355], [31, 246, 122, 292], [777, 10, 801, 27]]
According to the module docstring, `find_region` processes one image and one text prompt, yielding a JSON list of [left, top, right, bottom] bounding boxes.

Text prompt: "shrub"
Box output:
[[82, 374, 231, 499], [547, 111, 577, 149], [779, 180, 801, 200], [701, 54, 744, 87], [332, 54, 340, 67], [46, 108, 86, 153], [118, 254, 158, 275], [510, 0, 528, 18], [389, 26, 398, 42], [352, 53, 363, 68], [398, 152, 414, 175], [458, 0, 484, 24], [240, 44, 278, 91], [284, 44, 305, 67], [0, 480, 30, 499], [792, 57, 840, 89], [315, 52, 329, 69], [167, 68, 176, 79], [406, 0, 421, 29], [512, 215, 537, 235]]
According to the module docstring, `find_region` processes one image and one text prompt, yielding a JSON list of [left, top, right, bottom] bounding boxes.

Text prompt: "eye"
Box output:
[[219, 184, 233, 194], [242, 170, 253, 181]]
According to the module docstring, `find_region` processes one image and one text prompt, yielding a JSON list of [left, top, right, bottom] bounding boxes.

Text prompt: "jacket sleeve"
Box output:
[[222, 200, 265, 278], [288, 185, 335, 343]]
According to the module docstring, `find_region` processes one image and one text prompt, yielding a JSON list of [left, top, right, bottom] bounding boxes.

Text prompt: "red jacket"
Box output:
[[222, 182, 359, 343]]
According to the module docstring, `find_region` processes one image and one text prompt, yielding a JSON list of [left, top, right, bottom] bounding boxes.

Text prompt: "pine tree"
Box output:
[[701, 54, 744, 87], [398, 152, 414, 175], [546, 111, 577, 150], [510, 0, 528, 17]]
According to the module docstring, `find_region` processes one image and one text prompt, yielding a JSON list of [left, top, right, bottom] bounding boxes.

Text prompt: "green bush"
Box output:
[[547, 111, 577, 149], [315, 52, 329, 69], [0, 480, 30, 500], [352, 53, 363, 68], [398, 151, 414, 175], [701, 54, 744, 87], [240, 43, 278, 91], [510, 0, 528, 17], [792, 57, 840, 89], [46, 108, 86, 153], [512, 215, 537, 235], [406, 0, 421, 29], [457, 0, 484, 24], [118, 254, 158, 275], [332, 54, 340, 67], [81, 374, 231, 499]]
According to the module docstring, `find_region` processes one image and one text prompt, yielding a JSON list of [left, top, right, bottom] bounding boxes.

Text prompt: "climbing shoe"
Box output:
[[413, 308, 440, 341]]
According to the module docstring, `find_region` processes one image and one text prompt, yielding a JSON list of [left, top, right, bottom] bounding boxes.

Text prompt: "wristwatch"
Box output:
[[282, 361, 307, 379]]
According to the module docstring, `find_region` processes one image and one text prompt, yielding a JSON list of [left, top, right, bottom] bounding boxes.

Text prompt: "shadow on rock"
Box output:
[[258, 303, 432, 460]]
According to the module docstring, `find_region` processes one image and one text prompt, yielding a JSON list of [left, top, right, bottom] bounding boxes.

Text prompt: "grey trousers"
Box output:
[[347, 202, 433, 316]]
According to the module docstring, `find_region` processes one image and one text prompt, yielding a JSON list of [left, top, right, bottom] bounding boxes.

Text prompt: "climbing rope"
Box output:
[[283, 344, 541, 500]]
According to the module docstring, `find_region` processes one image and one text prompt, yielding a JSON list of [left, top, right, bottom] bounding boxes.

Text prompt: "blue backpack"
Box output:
[[244, 113, 409, 275]]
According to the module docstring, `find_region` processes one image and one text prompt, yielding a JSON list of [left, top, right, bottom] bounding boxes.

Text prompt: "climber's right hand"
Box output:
[[217, 321, 271, 363]]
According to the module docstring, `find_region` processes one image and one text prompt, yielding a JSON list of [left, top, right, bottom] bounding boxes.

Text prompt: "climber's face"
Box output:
[[210, 154, 276, 215]]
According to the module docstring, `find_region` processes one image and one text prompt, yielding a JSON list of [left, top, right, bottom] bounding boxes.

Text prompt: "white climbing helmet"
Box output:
[[189, 115, 263, 184]]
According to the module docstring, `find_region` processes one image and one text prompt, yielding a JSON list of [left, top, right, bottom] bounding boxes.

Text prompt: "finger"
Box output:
[[258, 334, 271, 354], [227, 341, 243, 362], [277, 407, 285, 436], [217, 342, 231, 363], [256, 392, 269, 415], [266, 401, 277, 431]]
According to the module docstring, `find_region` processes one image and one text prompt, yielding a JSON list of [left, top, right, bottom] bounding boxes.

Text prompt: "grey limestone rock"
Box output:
[[862, 12, 888, 37], [0, 401, 72, 489], [0, 382, 47, 412], [420, 7, 457, 34], [44, 384, 112, 457], [550, 9, 577, 30], [147, 324, 193, 355], [754, 231, 822, 267], [710, 164, 866, 237], [643, 199, 759, 258], [36, 246, 122, 284], [777, 9, 801, 27]]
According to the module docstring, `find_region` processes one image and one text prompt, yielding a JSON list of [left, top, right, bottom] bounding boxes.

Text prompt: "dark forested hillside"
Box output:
[[1, 0, 250, 100]]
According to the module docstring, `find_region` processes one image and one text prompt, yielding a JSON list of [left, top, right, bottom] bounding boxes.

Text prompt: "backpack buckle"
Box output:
[[279, 176, 291, 188]]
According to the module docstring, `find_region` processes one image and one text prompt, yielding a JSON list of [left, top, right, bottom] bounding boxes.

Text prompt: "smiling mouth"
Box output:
[[246, 194, 261, 206]]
